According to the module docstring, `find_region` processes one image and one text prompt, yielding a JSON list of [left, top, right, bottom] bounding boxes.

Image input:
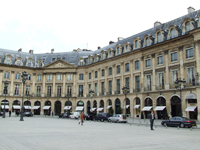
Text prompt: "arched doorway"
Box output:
[[76, 100, 84, 112], [107, 99, 113, 115], [91, 100, 97, 115], [33, 101, 41, 115], [124, 98, 130, 116], [55, 100, 61, 115], [1, 100, 9, 112], [156, 97, 166, 119], [134, 97, 140, 118], [87, 101, 91, 114], [12, 100, 21, 114], [24, 100, 31, 112], [97, 100, 104, 112], [64, 101, 72, 113], [115, 98, 121, 114], [144, 98, 153, 119], [171, 96, 181, 117], [44, 100, 51, 116]]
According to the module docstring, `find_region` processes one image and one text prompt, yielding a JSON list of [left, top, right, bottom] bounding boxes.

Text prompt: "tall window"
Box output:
[[146, 37, 150, 46], [15, 73, 20, 80], [117, 65, 120, 74], [171, 52, 177, 62], [186, 48, 193, 59], [172, 70, 178, 86], [117, 47, 120, 54], [170, 28, 175, 38], [89, 73, 91, 80], [95, 83, 97, 95], [146, 59, 151, 67], [125, 63, 129, 72], [6, 56, 11, 64], [157, 55, 163, 65], [116, 79, 120, 93], [57, 85, 62, 97], [48, 74, 52, 81], [95, 71, 98, 78], [108, 80, 112, 94], [135, 40, 138, 48], [57, 74, 62, 81], [158, 72, 164, 89], [39, 61, 42, 67], [14, 84, 20, 95], [187, 67, 195, 86], [101, 69, 105, 77], [126, 45, 129, 50], [37, 75, 42, 81], [135, 60, 140, 70], [47, 85, 51, 97], [36, 86, 41, 96], [101, 82, 104, 95], [80, 60, 84, 66], [68, 74, 72, 81], [79, 74, 84, 80], [4, 72, 10, 79], [135, 76, 140, 91], [146, 75, 151, 90], [28, 59, 31, 67], [125, 77, 129, 91], [25, 85, 30, 95], [109, 67, 112, 76], [27, 75, 31, 80], [79, 85, 83, 97], [186, 21, 190, 32], [157, 32, 161, 42], [88, 84, 91, 93], [67, 85, 72, 96], [17, 59, 21, 66]]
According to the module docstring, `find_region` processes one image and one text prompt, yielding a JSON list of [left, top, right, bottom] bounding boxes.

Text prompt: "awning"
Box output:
[[43, 106, 51, 110], [1, 105, 9, 109], [97, 108, 104, 111], [134, 105, 140, 109], [185, 106, 197, 111], [106, 105, 112, 109], [141, 106, 152, 111], [90, 108, 96, 112], [185, 93, 197, 100], [32, 106, 40, 109], [24, 106, 31, 109], [13, 105, 21, 109], [75, 106, 84, 111], [154, 106, 166, 111], [64, 106, 72, 110], [124, 105, 130, 109]]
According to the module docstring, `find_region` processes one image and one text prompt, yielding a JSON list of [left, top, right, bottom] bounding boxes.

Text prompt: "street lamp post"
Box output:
[[65, 93, 71, 117], [89, 90, 94, 114], [20, 71, 27, 121], [174, 78, 186, 117], [122, 85, 129, 118], [3, 81, 9, 118]]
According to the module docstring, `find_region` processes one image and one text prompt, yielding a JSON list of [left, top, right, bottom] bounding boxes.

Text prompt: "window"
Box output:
[[135, 60, 140, 70], [146, 75, 151, 90], [79, 74, 84, 80], [67, 85, 72, 96], [125, 63, 129, 72], [15, 73, 20, 80], [52, 58, 56, 61], [88, 84, 91, 93], [101, 69, 105, 77], [117, 65, 120, 74], [17, 59, 21, 66], [79, 85, 83, 97], [89, 73, 91, 80], [37, 75, 42, 81], [39, 61, 42, 67], [146, 59, 151, 67], [14, 84, 20, 95], [186, 21, 190, 32], [80, 60, 84, 66], [68, 74, 72, 81], [172, 70, 178, 86], [109, 67, 112, 76], [171, 52, 177, 62], [28, 59, 31, 67], [36, 86, 41, 96], [109, 51, 112, 56], [186, 48, 193, 59], [95, 71, 98, 78], [117, 47, 120, 55], [57, 85, 62, 97], [101, 82, 104, 95], [125, 77, 129, 90], [27, 75, 31, 80], [25, 85, 30, 95], [108, 80, 112, 94], [126, 45, 129, 50], [157, 32, 161, 42], [47, 74, 52, 81], [135, 40, 138, 48], [170, 28, 175, 38], [47, 86, 51, 97], [157, 55, 163, 65], [135, 76, 140, 91], [57, 74, 62, 81], [187, 67, 195, 86], [158, 72, 164, 89], [4, 72, 10, 79], [95, 83, 97, 95], [146, 37, 150, 46], [116, 79, 120, 94], [6, 56, 11, 64]]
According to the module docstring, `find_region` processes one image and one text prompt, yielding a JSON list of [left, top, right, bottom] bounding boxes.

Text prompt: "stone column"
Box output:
[[164, 50, 170, 89], [105, 66, 108, 95], [195, 41, 200, 84], [10, 71, 15, 96], [151, 53, 156, 91], [32, 73, 36, 96], [130, 60, 134, 93], [42, 73, 46, 97], [73, 73, 76, 97], [97, 68, 100, 96], [178, 46, 184, 79], [62, 73, 66, 97], [140, 57, 144, 92], [52, 73, 56, 97], [130, 95, 134, 118], [121, 62, 124, 94], [112, 64, 115, 94], [0, 70, 3, 95]]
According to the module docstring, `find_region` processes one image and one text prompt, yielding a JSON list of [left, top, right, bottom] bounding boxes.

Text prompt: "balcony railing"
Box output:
[[133, 88, 140, 92], [77, 94, 84, 97], [115, 91, 120, 94], [144, 86, 152, 91], [156, 85, 165, 90]]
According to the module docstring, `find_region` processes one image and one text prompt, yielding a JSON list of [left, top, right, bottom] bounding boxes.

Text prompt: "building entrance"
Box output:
[[171, 96, 181, 117], [55, 101, 61, 115]]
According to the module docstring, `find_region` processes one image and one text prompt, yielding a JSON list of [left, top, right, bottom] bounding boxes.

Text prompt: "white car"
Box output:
[[69, 112, 80, 119], [108, 114, 127, 123]]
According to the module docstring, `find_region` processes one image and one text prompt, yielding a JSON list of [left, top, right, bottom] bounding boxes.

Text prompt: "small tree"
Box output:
[[117, 106, 122, 114], [109, 107, 114, 115]]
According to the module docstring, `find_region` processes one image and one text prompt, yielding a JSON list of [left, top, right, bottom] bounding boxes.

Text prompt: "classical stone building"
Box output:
[[1, 7, 200, 120]]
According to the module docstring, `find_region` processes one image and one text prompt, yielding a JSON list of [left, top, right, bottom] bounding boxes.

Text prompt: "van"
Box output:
[[69, 112, 80, 119]]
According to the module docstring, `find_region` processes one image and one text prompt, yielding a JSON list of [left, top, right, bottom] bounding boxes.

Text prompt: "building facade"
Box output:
[[1, 7, 200, 120]]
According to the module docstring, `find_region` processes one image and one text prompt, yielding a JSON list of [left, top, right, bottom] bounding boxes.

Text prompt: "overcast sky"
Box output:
[[0, 0, 199, 54]]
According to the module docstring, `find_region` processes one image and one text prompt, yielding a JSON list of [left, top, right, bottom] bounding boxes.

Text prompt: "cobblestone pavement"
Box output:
[[0, 116, 199, 150]]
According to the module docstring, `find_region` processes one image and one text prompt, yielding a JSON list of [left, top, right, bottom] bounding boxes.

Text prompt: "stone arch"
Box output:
[[55, 100, 61, 115]]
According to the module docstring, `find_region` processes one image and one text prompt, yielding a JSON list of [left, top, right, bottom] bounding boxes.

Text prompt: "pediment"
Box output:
[[44, 59, 76, 68]]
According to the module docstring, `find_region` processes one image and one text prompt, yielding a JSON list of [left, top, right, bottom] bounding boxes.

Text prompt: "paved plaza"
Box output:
[[0, 116, 199, 150]]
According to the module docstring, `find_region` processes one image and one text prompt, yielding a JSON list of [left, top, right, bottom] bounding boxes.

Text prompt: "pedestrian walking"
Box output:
[[149, 111, 155, 130], [79, 112, 84, 125], [9, 110, 11, 117]]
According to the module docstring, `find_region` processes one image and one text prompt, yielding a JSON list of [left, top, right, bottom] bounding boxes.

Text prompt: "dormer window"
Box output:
[[135, 40, 138, 48], [157, 32, 161, 42], [126, 45, 129, 50], [170, 28, 175, 38], [28, 59, 31, 67], [117, 47, 120, 55], [17, 59, 21, 66], [6, 56, 11, 64], [186, 21, 190, 32], [146, 37, 150, 46], [80, 60, 84, 66], [109, 51, 112, 55], [39, 61, 42, 67]]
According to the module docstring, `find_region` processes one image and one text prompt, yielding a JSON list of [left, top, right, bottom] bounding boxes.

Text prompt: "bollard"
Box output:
[[146, 122, 148, 127], [190, 127, 193, 131], [177, 126, 179, 130], [165, 125, 167, 129]]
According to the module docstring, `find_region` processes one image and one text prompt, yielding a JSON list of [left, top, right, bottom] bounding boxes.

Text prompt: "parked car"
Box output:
[[84, 113, 94, 120], [24, 112, 33, 117], [93, 113, 112, 122], [70, 112, 80, 119], [59, 113, 70, 118], [108, 114, 127, 123], [161, 116, 196, 128]]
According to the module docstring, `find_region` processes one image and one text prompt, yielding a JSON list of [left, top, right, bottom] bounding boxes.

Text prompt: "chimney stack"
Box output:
[[109, 41, 114, 45], [18, 48, 22, 52], [187, 6, 195, 14], [51, 48, 54, 53], [29, 49, 33, 54], [118, 37, 124, 41], [98, 46, 101, 49]]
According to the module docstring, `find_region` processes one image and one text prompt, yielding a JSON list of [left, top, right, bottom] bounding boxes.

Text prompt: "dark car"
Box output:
[[161, 116, 196, 128], [94, 113, 112, 122], [24, 112, 33, 117], [59, 113, 70, 118], [84, 113, 94, 120]]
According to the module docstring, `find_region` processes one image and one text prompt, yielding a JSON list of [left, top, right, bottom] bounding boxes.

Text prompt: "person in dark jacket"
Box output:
[[149, 111, 155, 130]]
